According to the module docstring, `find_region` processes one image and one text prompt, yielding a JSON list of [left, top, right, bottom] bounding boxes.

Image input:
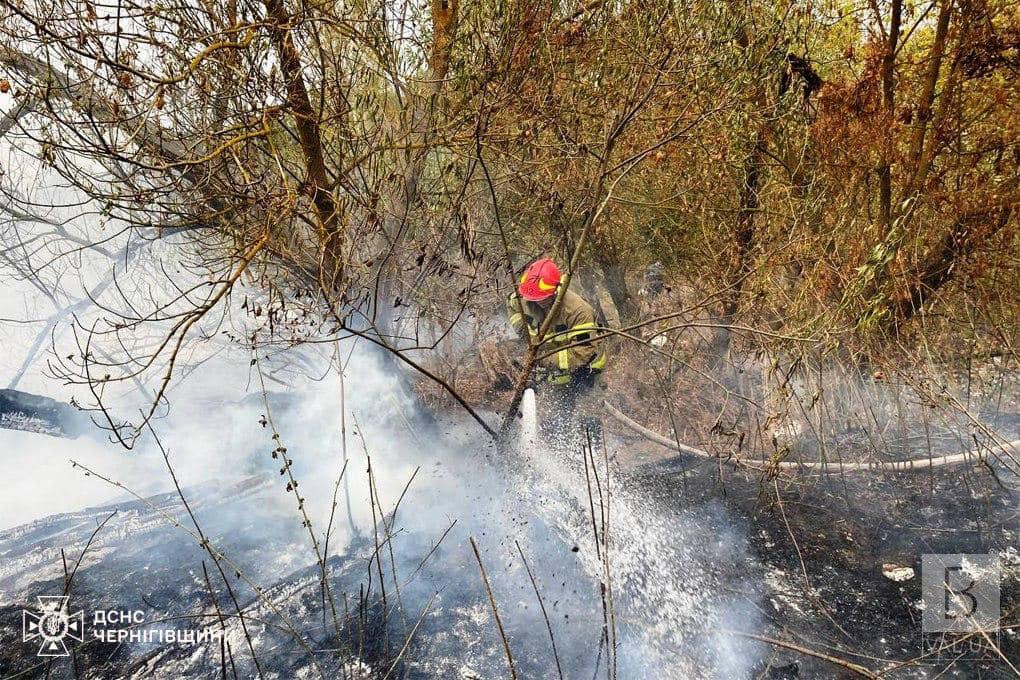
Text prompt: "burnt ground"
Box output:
[[628, 438, 1020, 678], [0, 455, 1015, 679], [0, 381, 1017, 679]]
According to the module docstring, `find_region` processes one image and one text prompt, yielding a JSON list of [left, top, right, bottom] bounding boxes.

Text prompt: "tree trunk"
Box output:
[[877, 0, 903, 231], [890, 197, 1017, 328], [263, 0, 345, 291], [717, 129, 766, 355], [592, 249, 636, 323]]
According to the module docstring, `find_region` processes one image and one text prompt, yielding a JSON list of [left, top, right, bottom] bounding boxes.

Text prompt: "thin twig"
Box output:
[[514, 540, 564, 680], [469, 536, 517, 679]]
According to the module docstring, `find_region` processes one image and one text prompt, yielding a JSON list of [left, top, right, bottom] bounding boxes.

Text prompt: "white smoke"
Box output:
[[1, 329, 768, 677]]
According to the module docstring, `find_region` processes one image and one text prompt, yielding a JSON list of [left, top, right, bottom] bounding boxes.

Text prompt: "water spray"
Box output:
[[519, 387, 539, 450]]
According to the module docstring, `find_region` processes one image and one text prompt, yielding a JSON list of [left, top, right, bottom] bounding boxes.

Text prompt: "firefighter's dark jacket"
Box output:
[[506, 288, 607, 374]]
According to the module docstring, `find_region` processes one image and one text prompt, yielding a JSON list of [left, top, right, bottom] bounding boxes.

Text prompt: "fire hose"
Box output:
[[602, 401, 1020, 474]]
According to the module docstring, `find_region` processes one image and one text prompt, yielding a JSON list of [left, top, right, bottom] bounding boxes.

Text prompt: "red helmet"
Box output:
[[519, 258, 561, 301]]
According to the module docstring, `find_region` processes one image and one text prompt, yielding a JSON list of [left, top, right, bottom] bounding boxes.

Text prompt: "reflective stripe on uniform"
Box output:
[[550, 320, 605, 370], [548, 321, 596, 344], [571, 321, 607, 370], [565, 321, 597, 338]]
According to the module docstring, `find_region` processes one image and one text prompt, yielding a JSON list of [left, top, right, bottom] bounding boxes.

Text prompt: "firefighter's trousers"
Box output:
[[540, 369, 604, 451]]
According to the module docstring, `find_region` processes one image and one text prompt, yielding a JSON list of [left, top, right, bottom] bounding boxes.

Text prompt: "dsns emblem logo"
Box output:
[[22, 596, 85, 657]]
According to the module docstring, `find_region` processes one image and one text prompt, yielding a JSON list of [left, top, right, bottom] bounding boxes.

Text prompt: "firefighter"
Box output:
[[507, 257, 607, 444]]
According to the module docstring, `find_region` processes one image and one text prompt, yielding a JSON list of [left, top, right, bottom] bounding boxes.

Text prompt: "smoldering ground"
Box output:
[[0, 341, 767, 679]]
